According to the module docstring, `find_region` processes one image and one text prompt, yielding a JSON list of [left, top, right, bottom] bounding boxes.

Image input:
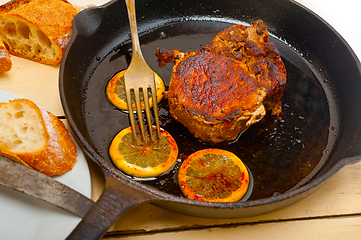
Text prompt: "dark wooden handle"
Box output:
[[66, 175, 153, 240]]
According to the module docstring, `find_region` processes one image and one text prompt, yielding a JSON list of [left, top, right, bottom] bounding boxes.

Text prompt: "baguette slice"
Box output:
[[0, 98, 77, 176], [0, 39, 11, 71], [0, 0, 79, 65]]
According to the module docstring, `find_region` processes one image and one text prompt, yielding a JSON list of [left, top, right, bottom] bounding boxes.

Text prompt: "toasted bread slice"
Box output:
[[0, 0, 79, 65], [0, 98, 77, 176]]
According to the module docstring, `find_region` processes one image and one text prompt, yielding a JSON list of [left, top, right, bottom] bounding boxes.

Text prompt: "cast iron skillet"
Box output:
[[59, 0, 361, 239]]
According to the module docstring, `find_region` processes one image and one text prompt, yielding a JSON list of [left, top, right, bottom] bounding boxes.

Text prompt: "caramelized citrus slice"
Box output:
[[109, 125, 178, 178], [178, 149, 249, 202], [106, 70, 165, 111]]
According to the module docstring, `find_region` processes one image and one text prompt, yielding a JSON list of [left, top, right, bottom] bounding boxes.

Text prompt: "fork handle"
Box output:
[[125, 0, 142, 55]]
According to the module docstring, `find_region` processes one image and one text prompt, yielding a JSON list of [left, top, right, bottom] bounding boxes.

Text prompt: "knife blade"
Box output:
[[0, 155, 94, 218]]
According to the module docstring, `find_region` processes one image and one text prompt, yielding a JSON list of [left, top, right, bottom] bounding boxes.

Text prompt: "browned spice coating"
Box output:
[[169, 50, 261, 120]]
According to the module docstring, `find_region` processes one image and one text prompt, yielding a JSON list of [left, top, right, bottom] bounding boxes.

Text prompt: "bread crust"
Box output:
[[0, 0, 79, 65], [0, 98, 77, 176], [0, 39, 11, 71]]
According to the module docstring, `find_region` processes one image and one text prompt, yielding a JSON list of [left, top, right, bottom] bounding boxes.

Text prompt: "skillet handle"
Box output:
[[66, 174, 153, 240]]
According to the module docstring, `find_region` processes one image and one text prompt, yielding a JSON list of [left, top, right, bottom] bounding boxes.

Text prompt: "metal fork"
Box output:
[[124, 0, 160, 141]]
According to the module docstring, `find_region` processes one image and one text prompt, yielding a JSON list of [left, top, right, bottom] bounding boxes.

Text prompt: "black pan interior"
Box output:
[[60, 0, 361, 203]]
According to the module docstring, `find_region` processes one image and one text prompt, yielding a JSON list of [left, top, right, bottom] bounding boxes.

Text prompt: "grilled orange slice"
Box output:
[[106, 70, 165, 111], [178, 148, 249, 202], [109, 125, 178, 178]]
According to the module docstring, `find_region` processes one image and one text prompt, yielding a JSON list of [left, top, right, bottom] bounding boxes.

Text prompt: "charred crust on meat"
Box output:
[[245, 40, 266, 57]]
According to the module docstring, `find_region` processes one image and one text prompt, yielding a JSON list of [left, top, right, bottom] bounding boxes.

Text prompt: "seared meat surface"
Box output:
[[156, 20, 287, 143]]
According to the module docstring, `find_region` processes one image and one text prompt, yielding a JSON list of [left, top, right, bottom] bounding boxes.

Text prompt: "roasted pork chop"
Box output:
[[156, 20, 287, 143]]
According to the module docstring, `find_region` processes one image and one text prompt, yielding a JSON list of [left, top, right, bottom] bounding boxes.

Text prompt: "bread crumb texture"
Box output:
[[0, 0, 79, 65], [0, 99, 77, 176]]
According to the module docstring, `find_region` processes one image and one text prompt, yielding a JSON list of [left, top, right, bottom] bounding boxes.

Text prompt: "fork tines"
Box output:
[[125, 74, 161, 142]]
